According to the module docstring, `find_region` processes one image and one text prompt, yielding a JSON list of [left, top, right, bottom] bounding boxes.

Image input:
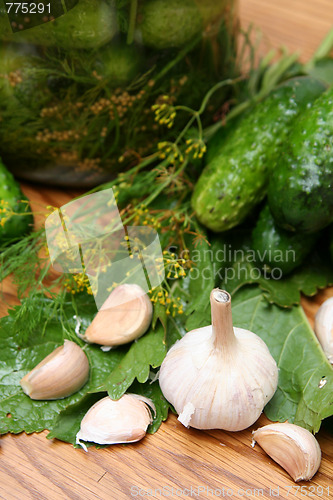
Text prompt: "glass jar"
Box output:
[[0, 0, 239, 187]]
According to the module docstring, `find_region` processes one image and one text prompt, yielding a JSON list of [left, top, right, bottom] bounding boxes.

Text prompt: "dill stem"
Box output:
[[127, 0, 138, 45]]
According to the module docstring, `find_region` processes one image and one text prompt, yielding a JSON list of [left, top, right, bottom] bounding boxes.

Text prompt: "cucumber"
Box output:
[[95, 45, 143, 87], [0, 0, 117, 50], [0, 159, 33, 243], [139, 0, 203, 50], [268, 85, 333, 234], [205, 114, 247, 165], [191, 77, 326, 232], [0, 46, 50, 110], [251, 204, 317, 275]]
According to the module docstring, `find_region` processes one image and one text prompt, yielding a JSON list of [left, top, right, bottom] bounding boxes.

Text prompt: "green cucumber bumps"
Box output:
[[0, 159, 33, 244], [192, 77, 326, 232], [139, 0, 203, 49], [268, 85, 333, 234], [252, 205, 317, 275]]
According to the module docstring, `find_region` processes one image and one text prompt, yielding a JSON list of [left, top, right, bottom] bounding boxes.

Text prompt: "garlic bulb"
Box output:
[[82, 284, 153, 346], [252, 423, 321, 482], [20, 340, 89, 400], [76, 394, 154, 451], [314, 297, 333, 364], [159, 289, 278, 431]]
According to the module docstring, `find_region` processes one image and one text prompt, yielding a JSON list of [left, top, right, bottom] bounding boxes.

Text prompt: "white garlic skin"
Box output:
[[76, 394, 154, 449], [20, 340, 89, 400], [252, 423, 321, 482], [83, 284, 153, 346], [314, 297, 333, 364], [159, 325, 278, 431]]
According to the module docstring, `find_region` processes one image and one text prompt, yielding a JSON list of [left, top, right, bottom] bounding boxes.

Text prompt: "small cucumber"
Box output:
[[0, 46, 50, 110], [95, 45, 143, 87], [251, 204, 317, 275], [191, 77, 326, 232], [0, 159, 33, 243], [0, 0, 117, 50], [268, 85, 333, 234], [139, 0, 203, 49]]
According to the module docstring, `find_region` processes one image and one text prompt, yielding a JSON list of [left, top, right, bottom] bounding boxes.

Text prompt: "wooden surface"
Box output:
[[239, 0, 333, 62], [1, 2, 333, 499]]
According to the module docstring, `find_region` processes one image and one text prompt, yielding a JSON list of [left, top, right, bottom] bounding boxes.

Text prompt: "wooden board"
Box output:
[[239, 0, 333, 62], [1, 2, 333, 499]]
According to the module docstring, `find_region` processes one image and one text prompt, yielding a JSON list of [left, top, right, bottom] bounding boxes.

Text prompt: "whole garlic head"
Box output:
[[82, 284, 153, 346], [314, 296, 333, 364], [159, 289, 278, 431], [76, 394, 154, 451], [252, 423, 321, 482]]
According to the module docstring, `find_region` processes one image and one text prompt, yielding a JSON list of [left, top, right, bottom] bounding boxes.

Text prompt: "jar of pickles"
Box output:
[[0, 0, 239, 186]]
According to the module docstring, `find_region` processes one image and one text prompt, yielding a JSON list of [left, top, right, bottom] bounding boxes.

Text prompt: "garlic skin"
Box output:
[[252, 423, 321, 482], [314, 297, 333, 364], [82, 284, 153, 346], [20, 340, 89, 400], [76, 394, 154, 450], [159, 289, 278, 431]]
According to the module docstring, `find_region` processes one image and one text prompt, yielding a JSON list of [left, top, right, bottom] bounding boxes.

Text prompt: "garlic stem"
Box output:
[[211, 289, 237, 351]]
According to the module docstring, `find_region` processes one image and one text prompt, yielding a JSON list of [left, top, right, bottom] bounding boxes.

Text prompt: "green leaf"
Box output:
[[231, 286, 333, 432], [97, 325, 167, 399], [0, 294, 126, 435], [1, 290, 168, 440], [223, 242, 333, 308]]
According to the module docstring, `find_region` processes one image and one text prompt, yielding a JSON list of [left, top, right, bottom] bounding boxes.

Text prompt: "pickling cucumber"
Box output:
[[192, 77, 326, 232], [139, 0, 203, 49], [0, 0, 117, 50], [268, 85, 333, 234], [95, 45, 143, 87], [0, 159, 33, 243], [0, 46, 50, 110], [251, 204, 317, 275]]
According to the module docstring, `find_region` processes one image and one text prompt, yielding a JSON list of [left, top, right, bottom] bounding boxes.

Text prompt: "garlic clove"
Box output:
[[82, 284, 153, 346], [252, 423, 321, 482], [159, 288, 278, 431], [314, 297, 333, 364], [20, 340, 89, 400], [76, 394, 154, 451]]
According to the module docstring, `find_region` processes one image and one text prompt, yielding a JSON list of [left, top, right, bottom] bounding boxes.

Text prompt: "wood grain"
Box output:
[[1, 2, 333, 499], [239, 0, 333, 62]]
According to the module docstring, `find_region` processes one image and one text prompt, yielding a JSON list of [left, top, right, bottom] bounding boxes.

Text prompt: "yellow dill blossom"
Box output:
[[185, 138, 207, 159], [152, 99, 177, 129], [149, 287, 184, 317], [64, 273, 93, 295]]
